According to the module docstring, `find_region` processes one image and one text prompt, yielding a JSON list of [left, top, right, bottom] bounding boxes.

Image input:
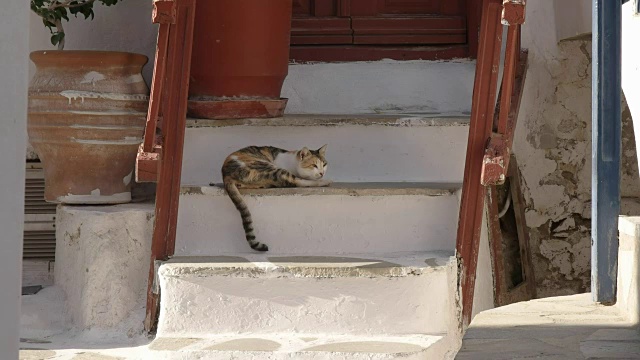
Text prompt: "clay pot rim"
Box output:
[[30, 50, 148, 68]]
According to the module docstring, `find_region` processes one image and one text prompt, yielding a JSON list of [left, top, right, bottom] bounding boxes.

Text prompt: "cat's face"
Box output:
[[296, 145, 328, 180]]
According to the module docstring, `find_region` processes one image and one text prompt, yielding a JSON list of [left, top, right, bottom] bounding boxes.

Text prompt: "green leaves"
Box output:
[[50, 32, 65, 46], [30, 1, 124, 49]]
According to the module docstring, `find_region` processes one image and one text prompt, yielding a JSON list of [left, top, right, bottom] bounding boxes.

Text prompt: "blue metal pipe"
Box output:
[[592, 0, 622, 304]]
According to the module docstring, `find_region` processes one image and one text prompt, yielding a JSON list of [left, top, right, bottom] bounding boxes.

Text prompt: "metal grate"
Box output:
[[24, 162, 56, 260]]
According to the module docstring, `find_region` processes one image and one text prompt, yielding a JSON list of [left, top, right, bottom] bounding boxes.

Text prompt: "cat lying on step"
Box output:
[[221, 145, 331, 252]]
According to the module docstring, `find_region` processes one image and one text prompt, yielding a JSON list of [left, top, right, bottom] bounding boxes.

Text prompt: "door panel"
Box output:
[[292, 0, 352, 45], [292, 0, 469, 48]]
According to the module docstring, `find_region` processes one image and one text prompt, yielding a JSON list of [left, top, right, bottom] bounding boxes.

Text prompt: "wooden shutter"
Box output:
[[291, 0, 352, 45], [24, 162, 56, 260], [350, 0, 467, 45]]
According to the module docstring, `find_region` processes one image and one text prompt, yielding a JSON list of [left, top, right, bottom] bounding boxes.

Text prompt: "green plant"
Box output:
[[30, 0, 123, 50]]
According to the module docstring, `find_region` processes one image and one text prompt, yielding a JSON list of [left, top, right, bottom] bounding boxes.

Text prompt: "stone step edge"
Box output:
[[181, 182, 462, 197], [160, 252, 455, 279], [149, 333, 449, 354], [186, 113, 470, 128]]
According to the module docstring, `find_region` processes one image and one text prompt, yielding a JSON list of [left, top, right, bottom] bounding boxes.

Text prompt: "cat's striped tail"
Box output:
[[223, 180, 269, 252]]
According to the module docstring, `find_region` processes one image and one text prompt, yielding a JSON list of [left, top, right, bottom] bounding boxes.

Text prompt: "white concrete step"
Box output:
[[156, 252, 458, 338], [149, 333, 458, 360], [283, 60, 475, 115], [175, 182, 461, 256], [181, 114, 469, 185]]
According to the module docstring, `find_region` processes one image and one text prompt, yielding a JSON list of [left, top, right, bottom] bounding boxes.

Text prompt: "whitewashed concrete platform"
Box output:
[[18, 332, 457, 360], [181, 114, 469, 185], [456, 293, 640, 359], [147, 333, 457, 360], [156, 252, 458, 337], [176, 183, 461, 255]]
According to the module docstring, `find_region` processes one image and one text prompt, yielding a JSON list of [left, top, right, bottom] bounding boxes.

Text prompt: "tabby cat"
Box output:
[[221, 145, 330, 251]]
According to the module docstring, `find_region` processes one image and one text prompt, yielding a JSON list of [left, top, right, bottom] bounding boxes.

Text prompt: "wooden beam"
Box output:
[[481, 49, 528, 186], [455, 0, 503, 330], [144, 0, 196, 333]]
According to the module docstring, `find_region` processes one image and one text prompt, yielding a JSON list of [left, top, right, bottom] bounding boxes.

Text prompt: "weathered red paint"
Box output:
[[481, 49, 529, 186], [152, 0, 176, 24], [188, 98, 288, 120], [143, 0, 196, 333], [456, 0, 504, 330], [502, 0, 526, 25], [481, 135, 509, 186]]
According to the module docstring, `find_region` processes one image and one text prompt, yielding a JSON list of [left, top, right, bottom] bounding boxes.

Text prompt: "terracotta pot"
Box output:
[[28, 51, 149, 204], [188, 0, 292, 119]]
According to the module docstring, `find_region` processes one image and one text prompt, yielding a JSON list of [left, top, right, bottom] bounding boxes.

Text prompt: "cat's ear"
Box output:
[[298, 147, 311, 160], [318, 144, 327, 157]]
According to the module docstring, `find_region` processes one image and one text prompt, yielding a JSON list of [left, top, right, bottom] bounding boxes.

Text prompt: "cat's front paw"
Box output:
[[317, 179, 333, 187]]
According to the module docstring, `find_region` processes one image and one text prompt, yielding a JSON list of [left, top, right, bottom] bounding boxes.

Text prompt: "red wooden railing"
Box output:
[[456, 0, 528, 329], [136, 0, 197, 332]]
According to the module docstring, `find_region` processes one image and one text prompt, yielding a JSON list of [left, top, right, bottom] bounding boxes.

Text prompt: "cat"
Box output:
[[221, 145, 331, 252]]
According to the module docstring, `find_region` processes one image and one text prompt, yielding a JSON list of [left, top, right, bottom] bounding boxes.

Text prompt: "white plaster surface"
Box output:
[[182, 116, 469, 185], [148, 333, 457, 360], [157, 253, 458, 337], [18, 332, 457, 360], [0, 0, 29, 358], [55, 203, 154, 330], [21, 285, 68, 340], [617, 216, 640, 325], [458, 293, 639, 359], [623, 1, 640, 174], [554, 0, 592, 41], [176, 185, 460, 255], [283, 60, 475, 115], [512, 1, 640, 296]]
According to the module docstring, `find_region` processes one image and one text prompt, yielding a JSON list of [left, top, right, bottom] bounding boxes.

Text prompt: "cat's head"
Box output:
[[296, 145, 328, 180]]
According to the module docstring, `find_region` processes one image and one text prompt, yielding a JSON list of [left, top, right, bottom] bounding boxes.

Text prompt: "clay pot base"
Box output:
[[187, 98, 288, 120]]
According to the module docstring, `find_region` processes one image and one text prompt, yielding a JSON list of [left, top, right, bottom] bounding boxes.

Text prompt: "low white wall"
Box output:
[[0, 0, 29, 357], [55, 204, 154, 331]]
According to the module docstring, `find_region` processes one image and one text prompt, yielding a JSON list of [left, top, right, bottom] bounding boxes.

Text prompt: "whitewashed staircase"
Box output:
[[146, 111, 470, 359]]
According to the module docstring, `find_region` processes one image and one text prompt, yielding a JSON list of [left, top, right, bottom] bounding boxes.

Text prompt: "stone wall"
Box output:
[[514, 2, 640, 297]]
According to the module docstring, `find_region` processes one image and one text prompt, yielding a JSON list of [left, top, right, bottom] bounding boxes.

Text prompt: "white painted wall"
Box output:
[[623, 1, 640, 173], [0, 0, 29, 357], [555, 0, 592, 41], [28, 2, 158, 82]]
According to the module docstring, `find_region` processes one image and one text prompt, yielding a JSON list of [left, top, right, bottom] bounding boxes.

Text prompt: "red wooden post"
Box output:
[[481, 49, 528, 186], [455, 0, 503, 329], [143, 0, 197, 333]]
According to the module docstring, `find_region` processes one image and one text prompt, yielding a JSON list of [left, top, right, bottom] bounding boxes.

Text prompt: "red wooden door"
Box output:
[[292, 0, 467, 45], [290, 0, 480, 61], [291, 0, 352, 45], [350, 0, 467, 45]]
